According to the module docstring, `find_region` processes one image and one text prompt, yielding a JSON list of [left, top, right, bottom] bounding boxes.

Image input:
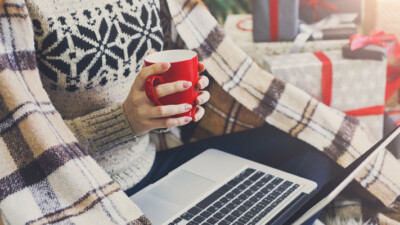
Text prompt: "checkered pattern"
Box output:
[[166, 0, 400, 209], [2, 0, 400, 224], [0, 1, 150, 224]]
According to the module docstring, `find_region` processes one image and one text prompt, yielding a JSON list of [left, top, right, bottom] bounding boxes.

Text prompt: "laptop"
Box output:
[[130, 126, 400, 225]]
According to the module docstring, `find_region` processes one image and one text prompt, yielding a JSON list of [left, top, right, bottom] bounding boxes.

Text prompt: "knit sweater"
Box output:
[[26, 0, 167, 190], [1, 0, 400, 224]]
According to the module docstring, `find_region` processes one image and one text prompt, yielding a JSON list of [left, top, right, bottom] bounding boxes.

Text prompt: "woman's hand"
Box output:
[[123, 62, 209, 136]]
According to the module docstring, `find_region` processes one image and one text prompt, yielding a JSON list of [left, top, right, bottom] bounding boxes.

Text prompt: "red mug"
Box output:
[[144, 50, 199, 119]]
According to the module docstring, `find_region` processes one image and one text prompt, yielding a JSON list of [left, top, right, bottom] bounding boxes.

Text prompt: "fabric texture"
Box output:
[[0, 1, 150, 224], [65, 104, 138, 155], [165, 0, 400, 209], [26, 0, 166, 191], [27, 0, 164, 119], [264, 50, 386, 139], [1, 0, 400, 224], [65, 104, 156, 190]]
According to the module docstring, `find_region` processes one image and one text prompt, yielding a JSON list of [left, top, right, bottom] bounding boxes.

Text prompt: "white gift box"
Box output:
[[263, 50, 387, 138], [224, 14, 349, 66]]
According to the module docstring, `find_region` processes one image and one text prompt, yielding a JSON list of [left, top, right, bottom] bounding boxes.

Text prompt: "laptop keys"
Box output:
[[193, 216, 206, 223], [188, 206, 202, 215], [170, 168, 301, 225], [181, 213, 195, 221], [196, 185, 232, 209], [206, 216, 220, 224]]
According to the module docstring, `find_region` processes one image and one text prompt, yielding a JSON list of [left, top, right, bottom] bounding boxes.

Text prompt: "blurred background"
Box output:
[[195, 1, 400, 224], [202, 0, 251, 24]]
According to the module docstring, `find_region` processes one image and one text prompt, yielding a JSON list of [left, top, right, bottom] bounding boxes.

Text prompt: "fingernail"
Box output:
[[185, 104, 192, 111], [161, 63, 170, 70], [185, 117, 192, 123], [183, 81, 192, 89]]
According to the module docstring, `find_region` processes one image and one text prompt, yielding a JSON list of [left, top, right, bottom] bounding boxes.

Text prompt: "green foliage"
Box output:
[[202, 0, 251, 24]]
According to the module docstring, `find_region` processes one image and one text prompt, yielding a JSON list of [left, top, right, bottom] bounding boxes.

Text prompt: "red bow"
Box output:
[[350, 30, 400, 60], [300, 0, 339, 22]]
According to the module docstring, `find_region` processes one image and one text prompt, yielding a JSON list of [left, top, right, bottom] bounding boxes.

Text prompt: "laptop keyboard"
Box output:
[[168, 168, 300, 225]]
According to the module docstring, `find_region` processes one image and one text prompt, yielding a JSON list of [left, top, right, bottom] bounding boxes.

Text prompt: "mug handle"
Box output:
[[145, 75, 164, 106]]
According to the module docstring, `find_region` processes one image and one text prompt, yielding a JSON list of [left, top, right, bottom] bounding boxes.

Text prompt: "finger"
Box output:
[[196, 91, 210, 105], [193, 106, 205, 122], [198, 62, 205, 73], [196, 76, 209, 89], [153, 116, 192, 129], [134, 62, 170, 88], [154, 80, 192, 98], [148, 104, 193, 118]]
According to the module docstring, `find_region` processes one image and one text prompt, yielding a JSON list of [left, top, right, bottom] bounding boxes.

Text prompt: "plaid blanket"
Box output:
[[166, 0, 400, 211], [0, 1, 150, 224], [1, 0, 400, 224]]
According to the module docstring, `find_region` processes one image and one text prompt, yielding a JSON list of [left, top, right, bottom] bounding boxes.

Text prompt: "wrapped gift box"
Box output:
[[300, 0, 362, 24], [342, 31, 399, 61], [263, 50, 387, 138], [299, 13, 359, 40], [252, 0, 299, 42], [224, 14, 349, 66], [384, 109, 400, 158], [342, 43, 391, 61]]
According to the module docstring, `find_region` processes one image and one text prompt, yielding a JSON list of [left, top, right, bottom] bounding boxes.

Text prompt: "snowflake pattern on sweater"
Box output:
[[32, 0, 163, 92]]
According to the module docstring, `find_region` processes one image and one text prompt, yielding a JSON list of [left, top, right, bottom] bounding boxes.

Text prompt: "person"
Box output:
[[3, 0, 391, 224]]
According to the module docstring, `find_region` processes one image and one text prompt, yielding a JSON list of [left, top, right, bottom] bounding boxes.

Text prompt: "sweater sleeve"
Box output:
[[64, 103, 143, 156]]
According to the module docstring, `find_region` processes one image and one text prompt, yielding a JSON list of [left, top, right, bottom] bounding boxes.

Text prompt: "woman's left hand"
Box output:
[[123, 61, 210, 136]]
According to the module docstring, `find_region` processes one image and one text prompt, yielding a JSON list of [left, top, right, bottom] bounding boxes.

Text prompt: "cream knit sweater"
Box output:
[[26, 0, 166, 190]]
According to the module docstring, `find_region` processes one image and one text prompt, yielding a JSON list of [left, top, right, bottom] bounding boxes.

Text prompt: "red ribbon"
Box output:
[[300, 0, 339, 22], [344, 105, 385, 117], [387, 110, 400, 116], [314, 52, 333, 106], [350, 30, 400, 60], [236, 17, 253, 32], [313, 52, 390, 117], [270, 0, 279, 42]]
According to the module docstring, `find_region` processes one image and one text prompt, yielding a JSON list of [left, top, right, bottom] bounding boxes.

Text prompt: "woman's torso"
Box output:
[[28, 0, 164, 119]]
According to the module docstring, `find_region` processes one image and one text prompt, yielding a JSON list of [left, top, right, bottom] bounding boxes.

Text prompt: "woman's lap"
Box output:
[[125, 124, 343, 196], [125, 124, 343, 224]]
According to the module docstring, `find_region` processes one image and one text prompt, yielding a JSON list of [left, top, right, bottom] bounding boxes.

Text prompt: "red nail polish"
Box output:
[[185, 117, 192, 123]]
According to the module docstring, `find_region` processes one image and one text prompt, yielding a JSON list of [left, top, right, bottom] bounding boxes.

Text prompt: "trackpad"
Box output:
[[148, 170, 215, 206]]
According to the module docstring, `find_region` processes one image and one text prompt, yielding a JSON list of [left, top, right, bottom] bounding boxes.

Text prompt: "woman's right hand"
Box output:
[[123, 62, 209, 136]]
